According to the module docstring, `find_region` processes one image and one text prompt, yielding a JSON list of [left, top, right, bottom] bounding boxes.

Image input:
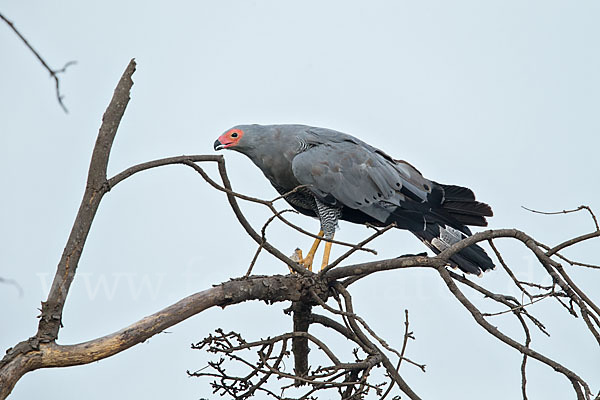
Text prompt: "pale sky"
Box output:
[[1, 1, 599, 399]]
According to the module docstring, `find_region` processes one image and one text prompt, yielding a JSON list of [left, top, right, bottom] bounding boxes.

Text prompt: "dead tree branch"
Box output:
[[0, 59, 136, 398], [438, 266, 592, 399], [36, 59, 136, 344], [0, 274, 307, 398], [0, 277, 23, 297], [1, 13, 76, 112]]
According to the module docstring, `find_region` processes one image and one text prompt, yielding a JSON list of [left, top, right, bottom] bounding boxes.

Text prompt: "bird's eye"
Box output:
[[231, 132, 238, 138]]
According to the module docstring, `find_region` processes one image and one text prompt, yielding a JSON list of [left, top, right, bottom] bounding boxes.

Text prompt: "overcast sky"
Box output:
[[1, 1, 599, 399]]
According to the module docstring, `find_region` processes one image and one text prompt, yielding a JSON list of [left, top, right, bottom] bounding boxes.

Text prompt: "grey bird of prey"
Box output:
[[214, 124, 494, 275]]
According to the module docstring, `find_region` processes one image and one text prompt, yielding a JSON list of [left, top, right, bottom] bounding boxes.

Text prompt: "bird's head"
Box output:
[[214, 127, 245, 151], [214, 124, 272, 155]]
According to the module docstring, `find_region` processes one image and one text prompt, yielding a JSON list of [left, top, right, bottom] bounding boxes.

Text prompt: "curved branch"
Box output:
[[107, 155, 223, 188], [0, 274, 303, 398], [108, 153, 310, 274], [309, 313, 356, 340], [181, 160, 378, 255], [326, 227, 600, 284], [437, 266, 591, 399]]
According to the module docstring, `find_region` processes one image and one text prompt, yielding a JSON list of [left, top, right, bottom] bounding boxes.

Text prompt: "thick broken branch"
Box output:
[[36, 59, 136, 344], [0, 274, 304, 398]]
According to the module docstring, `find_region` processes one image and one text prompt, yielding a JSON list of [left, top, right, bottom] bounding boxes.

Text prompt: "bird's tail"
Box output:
[[436, 184, 493, 227], [384, 182, 495, 274], [411, 222, 495, 275], [409, 183, 495, 275]]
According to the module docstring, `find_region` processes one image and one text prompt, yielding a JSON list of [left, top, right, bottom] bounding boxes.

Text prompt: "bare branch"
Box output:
[[0, 274, 305, 398], [191, 327, 386, 399], [437, 266, 592, 399], [552, 252, 600, 270], [523, 205, 600, 262], [448, 270, 549, 336], [522, 205, 599, 231], [0, 13, 76, 112], [184, 159, 379, 255], [0, 277, 23, 297], [332, 283, 422, 400], [380, 309, 415, 400], [34, 59, 136, 345], [246, 209, 298, 277], [488, 239, 533, 301], [320, 222, 396, 274]]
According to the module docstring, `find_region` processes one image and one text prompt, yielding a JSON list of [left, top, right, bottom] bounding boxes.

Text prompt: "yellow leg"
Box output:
[[302, 230, 324, 272], [320, 235, 334, 270]]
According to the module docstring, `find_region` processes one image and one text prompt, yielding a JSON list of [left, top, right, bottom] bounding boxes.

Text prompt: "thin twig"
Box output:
[[482, 292, 554, 317], [488, 239, 533, 301], [448, 270, 549, 336], [320, 223, 395, 275], [182, 160, 378, 254], [311, 288, 424, 373], [180, 159, 309, 275], [1, 13, 76, 112], [523, 205, 600, 256], [0, 277, 24, 297], [270, 184, 311, 203], [245, 209, 297, 277], [522, 205, 599, 231], [380, 309, 417, 400], [552, 252, 600, 270], [438, 266, 592, 399], [332, 283, 423, 400]]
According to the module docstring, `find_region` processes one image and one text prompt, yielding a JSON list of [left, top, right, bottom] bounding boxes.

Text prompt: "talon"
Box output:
[[296, 251, 315, 272], [289, 231, 324, 273], [301, 255, 314, 272], [290, 248, 303, 262], [289, 248, 304, 273]]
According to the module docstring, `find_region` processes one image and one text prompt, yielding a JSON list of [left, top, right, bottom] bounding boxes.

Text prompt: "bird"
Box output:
[[214, 124, 494, 275]]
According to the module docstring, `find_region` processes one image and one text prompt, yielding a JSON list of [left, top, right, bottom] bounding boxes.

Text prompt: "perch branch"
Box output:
[[0, 274, 305, 398]]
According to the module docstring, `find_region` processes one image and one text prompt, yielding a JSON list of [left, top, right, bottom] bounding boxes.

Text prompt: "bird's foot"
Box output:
[[290, 248, 314, 272]]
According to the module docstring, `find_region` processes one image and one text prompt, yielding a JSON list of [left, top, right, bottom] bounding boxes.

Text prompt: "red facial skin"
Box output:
[[217, 128, 244, 148]]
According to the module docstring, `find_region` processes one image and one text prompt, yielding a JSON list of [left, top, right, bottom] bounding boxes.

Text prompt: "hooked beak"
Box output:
[[214, 139, 225, 151]]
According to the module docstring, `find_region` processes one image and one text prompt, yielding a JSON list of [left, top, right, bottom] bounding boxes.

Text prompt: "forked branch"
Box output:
[[0, 13, 76, 112]]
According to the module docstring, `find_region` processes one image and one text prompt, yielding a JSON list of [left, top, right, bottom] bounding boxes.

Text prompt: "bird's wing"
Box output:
[[291, 136, 434, 224]]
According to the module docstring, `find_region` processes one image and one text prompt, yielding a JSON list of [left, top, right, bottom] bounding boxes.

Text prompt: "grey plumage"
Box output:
[[214, 124, 494, 275]]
